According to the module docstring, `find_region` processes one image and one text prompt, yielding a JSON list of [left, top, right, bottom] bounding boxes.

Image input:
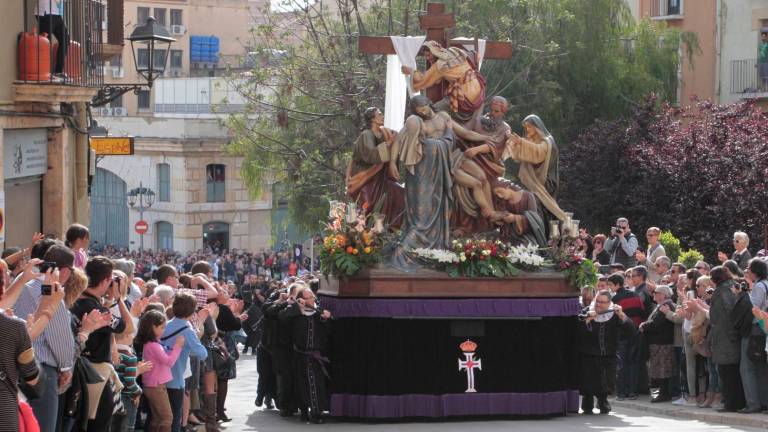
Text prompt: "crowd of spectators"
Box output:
[[0, 224, 329, 432], [577, 217, 768, 416], [94, 244, 312, 285]]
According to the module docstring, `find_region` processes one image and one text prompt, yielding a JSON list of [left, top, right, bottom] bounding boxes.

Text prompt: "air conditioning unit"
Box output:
[[171, 25, 185, 35], [112, 67, 125, 78], [98, 107, 111, 116], [111, 107, 127, 116]]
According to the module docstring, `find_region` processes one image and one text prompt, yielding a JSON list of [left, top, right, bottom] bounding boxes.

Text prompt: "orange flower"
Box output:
[[364, 246, 372, 254], [336, 234, 348, 247], [362, 201, 370, 210], [352, 248, 359, 255], [346, 246, 354, 254], [362, 231, 373, 245]]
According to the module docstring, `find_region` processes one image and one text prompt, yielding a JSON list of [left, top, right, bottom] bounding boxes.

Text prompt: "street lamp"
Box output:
[[127, 182, 156, 252], [92, 17, 176, 107]]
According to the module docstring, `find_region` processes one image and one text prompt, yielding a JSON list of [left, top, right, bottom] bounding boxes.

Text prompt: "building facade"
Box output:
[[94, 0, 274, 253], [0, 0, 126, 248], [717, 0, 768, 104], [638, 0, 719, 104], [95, 116, 272, 252]]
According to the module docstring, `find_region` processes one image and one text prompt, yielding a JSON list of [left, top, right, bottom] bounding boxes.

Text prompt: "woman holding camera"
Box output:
[[577, 290, 636, 414]]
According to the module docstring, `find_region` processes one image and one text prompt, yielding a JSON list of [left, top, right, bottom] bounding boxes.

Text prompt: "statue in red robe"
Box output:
[[345, 107, 405, 229]]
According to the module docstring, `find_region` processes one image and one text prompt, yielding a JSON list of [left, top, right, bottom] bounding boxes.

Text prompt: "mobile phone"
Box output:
[[39, 261, 57, 273], [41, 284, 52, 296], [687, 291, 696, 300]]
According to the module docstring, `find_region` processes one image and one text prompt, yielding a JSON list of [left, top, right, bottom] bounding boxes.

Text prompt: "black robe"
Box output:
[[576, 312, 636, 395], [280, 303, 331, 413]]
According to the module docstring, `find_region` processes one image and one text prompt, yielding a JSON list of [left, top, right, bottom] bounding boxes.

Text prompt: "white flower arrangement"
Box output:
[[413, 243, 546, 269], [506, 243, 546, 267], [412, 248, 460, 263]]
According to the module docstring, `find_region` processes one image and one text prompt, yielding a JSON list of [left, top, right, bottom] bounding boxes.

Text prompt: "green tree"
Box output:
[[226, 0, 696, 231]]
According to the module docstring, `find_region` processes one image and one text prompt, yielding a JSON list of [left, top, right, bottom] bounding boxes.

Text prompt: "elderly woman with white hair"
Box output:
[[640, 284, 677, 403], [153, 284, 176, 308], [718, 231, 752, 270]]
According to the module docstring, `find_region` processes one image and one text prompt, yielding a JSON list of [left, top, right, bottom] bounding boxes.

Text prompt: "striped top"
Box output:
[[0, 312, 40, 432], [12, 278, 76, 370], [115, 344, 142, 397]]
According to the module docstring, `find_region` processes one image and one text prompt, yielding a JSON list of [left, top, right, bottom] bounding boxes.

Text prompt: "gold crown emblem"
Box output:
[[460, 340, 477, 352]]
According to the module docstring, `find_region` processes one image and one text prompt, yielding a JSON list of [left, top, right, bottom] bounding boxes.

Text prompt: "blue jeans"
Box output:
[[112, 393, 138, 432], [616, 337, 639, 396], [707, 358, 720, 393], [740, 336, 768, 410], [167, 387, 185, 432], [30, 364, 60, 432]]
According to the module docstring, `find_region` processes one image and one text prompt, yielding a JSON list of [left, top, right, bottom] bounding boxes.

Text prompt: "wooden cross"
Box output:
[[358, 2, 513, 102]]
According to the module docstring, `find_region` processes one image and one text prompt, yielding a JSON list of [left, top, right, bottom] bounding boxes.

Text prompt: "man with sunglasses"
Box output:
[[718, 231, 752, 270]]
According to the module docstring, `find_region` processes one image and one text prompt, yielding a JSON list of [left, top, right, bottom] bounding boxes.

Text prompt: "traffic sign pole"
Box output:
[[135, 220, 149, 253]]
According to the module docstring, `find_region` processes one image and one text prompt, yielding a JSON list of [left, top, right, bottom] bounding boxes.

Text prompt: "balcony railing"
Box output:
[[153, 77, 247, 114], [650, 0, 682, 18], [731, 58, 767, 95], [18, 0, 105, 87]]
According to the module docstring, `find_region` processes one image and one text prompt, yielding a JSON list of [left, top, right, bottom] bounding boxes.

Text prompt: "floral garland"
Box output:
[[411, 240, 547, 278]]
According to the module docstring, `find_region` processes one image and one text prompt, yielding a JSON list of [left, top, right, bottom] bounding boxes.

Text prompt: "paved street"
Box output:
[[219, 353, 764, 432]]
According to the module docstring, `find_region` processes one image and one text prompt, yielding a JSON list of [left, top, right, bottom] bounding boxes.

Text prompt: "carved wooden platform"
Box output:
[[319, 267, 576, 298]]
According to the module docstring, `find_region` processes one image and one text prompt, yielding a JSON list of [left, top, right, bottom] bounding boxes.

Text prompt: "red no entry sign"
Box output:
[[135, 220, 149, 234]]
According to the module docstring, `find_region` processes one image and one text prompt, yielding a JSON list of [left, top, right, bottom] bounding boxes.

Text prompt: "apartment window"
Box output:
[[171, 9, 183, 26], [206, 164, 226, 202], [154, 8, 167, 27], [667, 0, 681, 15], [170, 50, 183, 69], [653, 0, 682, 17], [112, 55, 122, 67], [157, 163, 171, 202], [137, 7, 150, 25], [138, 90, 151, 110]]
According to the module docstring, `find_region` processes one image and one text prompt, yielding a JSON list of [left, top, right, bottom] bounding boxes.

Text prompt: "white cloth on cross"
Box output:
[[452, 38, 487, 69], [384, 36, 426, 131]]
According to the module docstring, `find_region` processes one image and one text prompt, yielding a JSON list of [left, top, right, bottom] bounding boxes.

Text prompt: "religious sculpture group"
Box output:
[[345, 41, 569, 269]]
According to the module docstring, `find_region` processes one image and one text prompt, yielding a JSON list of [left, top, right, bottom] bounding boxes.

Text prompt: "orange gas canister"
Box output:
[[65, 41, 82, 79], [18, 31, 51, 81]]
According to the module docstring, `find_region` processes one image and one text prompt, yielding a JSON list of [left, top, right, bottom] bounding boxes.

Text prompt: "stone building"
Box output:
[[94, 0, 274, 253], [0, 0, 126, 247]]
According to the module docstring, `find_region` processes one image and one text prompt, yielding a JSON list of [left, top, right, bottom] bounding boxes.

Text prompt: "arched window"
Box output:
[[206, 164, 225, 202], [156, 221, 174, 251], [157, 163, 171, 202]]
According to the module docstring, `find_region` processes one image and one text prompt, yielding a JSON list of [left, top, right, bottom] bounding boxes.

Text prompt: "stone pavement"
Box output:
[[610, 397, 768, 430], [212, 353, 766, 431]]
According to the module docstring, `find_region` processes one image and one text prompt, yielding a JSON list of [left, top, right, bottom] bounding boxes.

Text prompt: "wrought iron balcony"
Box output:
[[16, 0, 117, 89]]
